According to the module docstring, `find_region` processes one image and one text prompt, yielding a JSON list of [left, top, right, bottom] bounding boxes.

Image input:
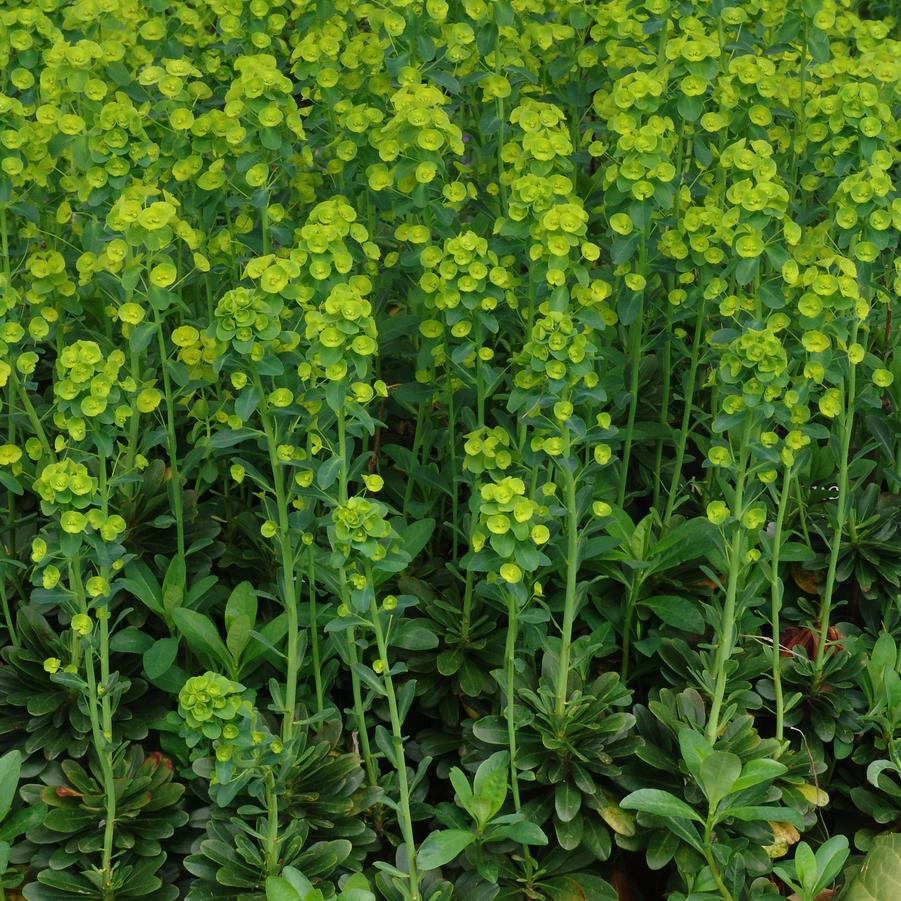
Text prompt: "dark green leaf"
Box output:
[[143, 637, 179, 681], [171, 608, 229, 668], [416, 829, 475, 870], [621, 789, 702, 822]]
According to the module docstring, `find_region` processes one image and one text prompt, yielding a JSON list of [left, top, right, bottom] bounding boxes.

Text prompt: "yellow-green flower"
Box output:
[[742, 506, 766, 530], [818, 389, 843, 419], [137, 388, 163, 413], [499, 563, 523, 584], [734, 233, 765, 258], [172, 325, 200, 347], [363, 474, 384, 492], [707, 501, 731, 525], [118, 303, 145, 325], [708, 446, 732, 467], [0, 444, 22, 465], [71, 613, 93, 636]]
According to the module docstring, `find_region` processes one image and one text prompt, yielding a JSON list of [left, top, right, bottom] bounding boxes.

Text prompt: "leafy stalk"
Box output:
[[71, 561, 117, 900], [664, 294, 706, 525], [706, 419, 751, 744], [617, 234, 648, 508], [770, 464, 793, 747], [555, 451, 579, 716], [254, 373, 300, 741], [336, 401, 377, 785], [813, 319, 860, 682], [503, 589, 521, 811], [367, 586, 420, 900], [151, 304, 186, 570]]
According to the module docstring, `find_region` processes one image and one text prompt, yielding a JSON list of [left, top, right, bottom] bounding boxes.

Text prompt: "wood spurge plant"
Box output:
[[0, 0, 898, 899]]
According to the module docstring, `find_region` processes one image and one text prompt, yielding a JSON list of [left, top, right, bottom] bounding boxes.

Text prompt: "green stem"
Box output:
[[254, 374, 299, 741], [652, 305, 673, 513], [620, 576, 643, 684], [555, 453, 579, 716], [264, 769, 280, 876], [151, 305, 185, 568], [0, 577, 15, 647], [617, 236, 648, 507], [495, 26, 506, 214], [336, 402, 377, 784], [663, 294, 706, 524], [475, 320, 486, 428], [73, 563, 117, 899], [123, 349, 142, 499], [652, 136, 684, 514], [3, 331, 15, 648], [770, 465, 793, 748], [504, 590, 521, 811], [2, 207, 56, 463], [703, 822, 734, 901], [461, 568, 474, 642], [813, 319, 860, 680], [402, 398, 428, 515], [793, 479, 812, 549], [308, 547, 324, 714], [446, 362, 459, 562], [9, 367, 55, 463], [368, 591, 420, 900], [706, 419, 751, 744]]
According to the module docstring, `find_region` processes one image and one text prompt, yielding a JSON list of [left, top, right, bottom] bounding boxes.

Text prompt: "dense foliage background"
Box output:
[[0, 0, 899, 899]]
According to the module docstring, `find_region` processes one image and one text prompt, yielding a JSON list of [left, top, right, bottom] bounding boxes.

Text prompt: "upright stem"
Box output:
[[254, 374, 299, 741], [4, 203, 49, 461], [9, 367, 55, 464], [2, 314, 16, 647], [791, 480, 812, 549], [556, 454, 579, 715], [813, 319, 860, 680], [664, 294, 706, 524], [307, 548, 324, 714], [503, 591, 521, 811], [652, 303, 673, 513], [617, 236, 647, 507], [264, 769, 280, 877], [337, 403, 377, 784], [446, 362, 459, 561], [151, 306, 185, 568], [402, 398, 428, 515], [652, 136, 685, 513], [460, 568, 474, 642], [704, 822, 735, 901], [770, 465, 793, 747], [620, 576, 643, 684], [706, 419, 751, 744], [475, 320, 486, 428], [0, 578, 15, 648], [123, 348, 142, 499], [495, 30, 506, 214], [369, 592, 420, 900], [72, 563, 117, 899]]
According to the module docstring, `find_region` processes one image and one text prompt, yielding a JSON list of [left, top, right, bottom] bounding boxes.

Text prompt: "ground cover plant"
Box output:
[[0, 0, 899, 899]]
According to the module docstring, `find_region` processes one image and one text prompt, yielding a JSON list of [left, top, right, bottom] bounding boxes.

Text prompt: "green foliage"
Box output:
[[0, 0, 898, 899]]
